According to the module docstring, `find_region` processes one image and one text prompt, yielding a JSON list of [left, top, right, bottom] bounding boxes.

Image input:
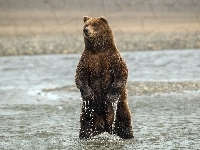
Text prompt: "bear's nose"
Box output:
[[83, 28, 88, 34]]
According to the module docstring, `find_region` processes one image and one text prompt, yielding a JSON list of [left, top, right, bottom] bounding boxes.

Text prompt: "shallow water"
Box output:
[[0, 92, 199, 149], [0, 50, 200, 149]]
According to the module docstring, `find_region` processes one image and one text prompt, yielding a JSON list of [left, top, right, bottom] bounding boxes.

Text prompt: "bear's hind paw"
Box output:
[[114, 129, 134, 139]]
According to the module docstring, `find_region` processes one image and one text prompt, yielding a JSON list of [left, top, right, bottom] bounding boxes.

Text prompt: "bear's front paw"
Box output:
[[81, 87, 94, 101], [106, 93, 120, 103]]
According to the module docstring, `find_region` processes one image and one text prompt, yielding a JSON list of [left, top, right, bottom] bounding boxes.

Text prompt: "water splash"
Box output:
[[83, 100, 90, 110], [111, 98, 119, 133]]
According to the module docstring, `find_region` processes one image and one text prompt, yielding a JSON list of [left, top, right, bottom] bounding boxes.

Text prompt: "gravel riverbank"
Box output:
[[0, 31, 200, 56], [47, 81, 200, 97]]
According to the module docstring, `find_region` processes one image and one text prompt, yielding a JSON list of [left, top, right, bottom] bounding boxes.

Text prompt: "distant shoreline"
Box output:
[[0, 0, 200, 56], [0, 31, 199, 56]]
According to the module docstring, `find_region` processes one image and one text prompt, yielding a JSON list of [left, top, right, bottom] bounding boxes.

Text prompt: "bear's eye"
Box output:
[[93, 24, 98, 27]]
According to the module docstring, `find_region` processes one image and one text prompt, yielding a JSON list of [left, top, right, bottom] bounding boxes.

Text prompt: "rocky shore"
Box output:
[[43, 81, 200, 97], [0, 31, 200, 56], [126, 81, 200, 96]]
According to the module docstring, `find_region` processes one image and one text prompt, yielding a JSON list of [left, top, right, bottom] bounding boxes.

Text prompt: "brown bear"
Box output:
[[75, 16, 133, 139]]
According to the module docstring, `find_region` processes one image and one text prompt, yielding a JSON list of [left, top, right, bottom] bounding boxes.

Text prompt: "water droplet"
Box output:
[[112, 99, 119, 133], [57, 106, 63, 110]]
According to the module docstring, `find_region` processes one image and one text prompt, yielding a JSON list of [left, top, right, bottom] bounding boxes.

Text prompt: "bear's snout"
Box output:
[[83, 27, 89, 35]]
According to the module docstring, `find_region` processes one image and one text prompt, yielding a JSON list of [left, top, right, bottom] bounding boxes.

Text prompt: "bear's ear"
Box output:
[[99, 16, 108, 24], [83, 16, 90, 23]]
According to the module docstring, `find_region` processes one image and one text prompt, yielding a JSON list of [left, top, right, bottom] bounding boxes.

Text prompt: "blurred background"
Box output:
[[0, 0, 200, 55]]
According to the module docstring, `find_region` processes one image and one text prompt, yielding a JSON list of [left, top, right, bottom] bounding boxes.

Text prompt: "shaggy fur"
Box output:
[[75, 16, 133, 139]]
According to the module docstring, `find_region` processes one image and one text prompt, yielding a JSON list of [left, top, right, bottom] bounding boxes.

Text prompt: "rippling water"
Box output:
[[0, 91, 199, 149], [0, 50, 200, 149]]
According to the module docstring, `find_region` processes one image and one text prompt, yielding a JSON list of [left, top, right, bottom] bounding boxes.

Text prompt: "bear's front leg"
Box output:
[[106, 86, 121, 103], [106, 91, 120, 103], [80, 86, 94, 101]]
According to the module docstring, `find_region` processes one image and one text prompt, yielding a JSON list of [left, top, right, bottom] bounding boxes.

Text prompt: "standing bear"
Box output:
[[75, 16, 133, 139]]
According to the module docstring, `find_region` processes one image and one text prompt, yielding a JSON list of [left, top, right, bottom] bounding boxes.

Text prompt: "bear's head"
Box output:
[[83, 16, 115, 52]]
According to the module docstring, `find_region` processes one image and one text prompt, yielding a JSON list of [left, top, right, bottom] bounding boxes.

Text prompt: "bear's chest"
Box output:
[[88, 54, 112, 78]]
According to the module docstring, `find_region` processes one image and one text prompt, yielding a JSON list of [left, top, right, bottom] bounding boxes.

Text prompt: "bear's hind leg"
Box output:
[[113, 99, 134, 139], [79, 108, 105, 139], [105, 103, 114, 134]]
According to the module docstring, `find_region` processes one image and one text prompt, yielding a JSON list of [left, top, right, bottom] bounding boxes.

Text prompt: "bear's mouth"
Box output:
[[83, 32, 88, 37]]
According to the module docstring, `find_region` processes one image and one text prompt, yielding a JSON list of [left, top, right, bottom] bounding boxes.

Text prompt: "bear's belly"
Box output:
[[89, 72, 113, 97], [87, 53, 113, 102]]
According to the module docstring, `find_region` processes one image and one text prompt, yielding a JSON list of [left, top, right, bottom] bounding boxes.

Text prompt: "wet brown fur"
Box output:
[[75, 16, 133, 139]]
